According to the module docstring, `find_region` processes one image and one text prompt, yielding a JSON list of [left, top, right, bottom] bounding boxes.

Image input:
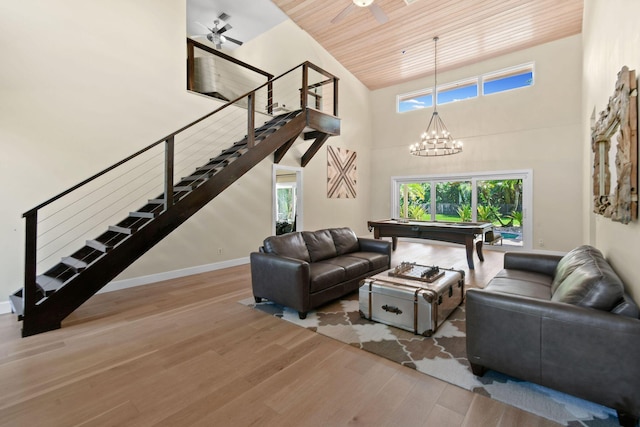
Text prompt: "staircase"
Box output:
[[10, 61, 340, 337]]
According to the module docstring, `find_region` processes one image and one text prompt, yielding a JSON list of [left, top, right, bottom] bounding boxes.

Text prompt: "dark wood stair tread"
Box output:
[[87, 230, 128, 252], [37, 270, 73, 294], [130, 202, 165, 218], [10, 290, 24, 319], [61, 256, 88, 272], [108, 216, 152, 235]]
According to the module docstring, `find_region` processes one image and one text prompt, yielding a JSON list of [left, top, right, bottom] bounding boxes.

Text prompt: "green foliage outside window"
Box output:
[[399, 179, 523, 225]]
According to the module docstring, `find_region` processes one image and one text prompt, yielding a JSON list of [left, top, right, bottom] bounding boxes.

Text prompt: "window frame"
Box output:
[[396, 88, 433, 113], [436, 77, 479, 105], [396, 62, 535, 113], [481, 62, 535, 96], [391, 169, 533, 250]]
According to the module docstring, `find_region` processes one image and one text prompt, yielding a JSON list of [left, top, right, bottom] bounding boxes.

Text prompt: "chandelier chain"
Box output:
[[409, 35, 462, 157]]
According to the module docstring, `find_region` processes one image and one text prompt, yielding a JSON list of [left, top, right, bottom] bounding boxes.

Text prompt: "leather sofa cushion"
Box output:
[[551, 259, 624, 311], [330, 227, 360, 255], [551, 245, 603, 294], [486, 269, 553, 300], [321, 255, 370, 279], [348, 252, 389, 270], [303, 230, 337, 262], [263, 232, 310, 262], [309, 262, 346, 293]]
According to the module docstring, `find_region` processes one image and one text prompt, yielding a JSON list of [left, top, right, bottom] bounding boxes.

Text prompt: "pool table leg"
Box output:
[[465, 243, 473, 270], [465, 238, 485, 270], [465, 238, 475, 270], [476, 240, 485, 262]]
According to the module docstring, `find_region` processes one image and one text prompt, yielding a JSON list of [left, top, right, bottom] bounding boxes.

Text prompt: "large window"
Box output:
[[483, 63, 534, 95], [397, 62, 534, 113], [437, 79, 478, 105], [397, 89, 433, 113], [393, 171, 532, 248]]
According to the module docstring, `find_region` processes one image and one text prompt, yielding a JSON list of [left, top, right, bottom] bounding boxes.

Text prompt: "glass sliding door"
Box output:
[[392, 170, 531, 249], [399, 182, 431, 220], [435, 181, 471, 222], [476, 179, 523, 246]]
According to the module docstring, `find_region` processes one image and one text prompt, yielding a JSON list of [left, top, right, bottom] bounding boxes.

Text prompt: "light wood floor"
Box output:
[[0, 242, 560, 426]]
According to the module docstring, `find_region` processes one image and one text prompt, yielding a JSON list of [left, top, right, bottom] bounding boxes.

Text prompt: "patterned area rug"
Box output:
[[240, 293, 619, 427]]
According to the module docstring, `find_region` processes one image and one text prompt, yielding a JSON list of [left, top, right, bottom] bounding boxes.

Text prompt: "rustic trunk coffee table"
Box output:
[[359, 262, 465, 336]]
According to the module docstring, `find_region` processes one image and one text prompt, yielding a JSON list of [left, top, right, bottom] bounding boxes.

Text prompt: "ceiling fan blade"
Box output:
[[196, 21, 213, 32], [369, 4, 389, 24], [331, 3, 355, 24], [224, 36, 243, 46], [218, 12, 230, 21], [218, 23, 232, 34]]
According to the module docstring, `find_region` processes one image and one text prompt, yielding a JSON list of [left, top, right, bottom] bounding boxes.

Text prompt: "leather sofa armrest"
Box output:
[[503, 252, 563, 276], [250, 252, 310, 313], [358, 237, 392, 256], [466, 289, 546, 382], [538, 300, 640, 413], [466, 288, 640, 414]]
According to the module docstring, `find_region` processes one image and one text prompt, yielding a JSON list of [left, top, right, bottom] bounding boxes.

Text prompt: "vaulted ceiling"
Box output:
[[271, 0, 584, 90]]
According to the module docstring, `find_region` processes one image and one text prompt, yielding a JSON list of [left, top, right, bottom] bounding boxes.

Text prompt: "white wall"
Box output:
[[369, 35, 584, 253], [0, 0, 211, 300], [0, 1, 374, 303], [230, 20, 374, 235], [583, 0, 640, 301]]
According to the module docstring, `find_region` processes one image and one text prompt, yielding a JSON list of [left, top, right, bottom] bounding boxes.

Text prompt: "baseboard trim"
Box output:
[[98, 257, 250, 293], [0, 257, 249, 315], [0, 301, 11, 315]]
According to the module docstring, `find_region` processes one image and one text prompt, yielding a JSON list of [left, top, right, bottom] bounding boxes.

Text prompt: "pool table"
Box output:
[[367, 219, 494, 269]]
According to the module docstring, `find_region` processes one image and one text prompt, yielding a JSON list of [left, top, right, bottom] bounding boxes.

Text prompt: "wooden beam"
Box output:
[[274, 134, 301, 164], [301, 133, 330, 167]]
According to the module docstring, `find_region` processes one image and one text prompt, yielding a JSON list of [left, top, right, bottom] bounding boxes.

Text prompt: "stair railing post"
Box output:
[[23, 210, 38, 318], [164, 136, 174, 210], [247, 93, 255, 148], [267, 81, 273, 115], [187, 40, 195, 92], [333, 77, 339, 117], [301, 63, 309, 110]]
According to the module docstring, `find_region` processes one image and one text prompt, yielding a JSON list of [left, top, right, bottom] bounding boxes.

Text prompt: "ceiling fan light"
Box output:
[[353, 0, 374, 7]]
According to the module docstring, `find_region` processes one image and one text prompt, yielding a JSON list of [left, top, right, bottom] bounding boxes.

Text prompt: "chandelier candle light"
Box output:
[[410, 36, 463, 157]]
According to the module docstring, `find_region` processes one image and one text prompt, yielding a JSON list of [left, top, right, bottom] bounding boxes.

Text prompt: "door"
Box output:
[[273, 165, 303, 235]]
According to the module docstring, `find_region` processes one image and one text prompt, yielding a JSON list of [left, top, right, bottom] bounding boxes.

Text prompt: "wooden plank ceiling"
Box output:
[[271, 0, 583, 90]]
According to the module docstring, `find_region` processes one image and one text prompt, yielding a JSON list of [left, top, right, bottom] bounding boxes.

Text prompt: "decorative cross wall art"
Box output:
[[327, 145, 357, 198]]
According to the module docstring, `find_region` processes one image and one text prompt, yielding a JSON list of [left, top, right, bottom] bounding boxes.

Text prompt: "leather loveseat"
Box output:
[[466, 245, 640, 427], [250, 227, 391, 319]]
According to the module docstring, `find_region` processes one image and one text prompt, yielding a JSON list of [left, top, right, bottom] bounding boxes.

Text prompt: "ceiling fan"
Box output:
[[196, 13, 244, 50], [331, 0, 389, 24]]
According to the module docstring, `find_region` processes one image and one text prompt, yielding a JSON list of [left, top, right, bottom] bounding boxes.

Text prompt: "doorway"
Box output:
[[273, 165, 303, 235]]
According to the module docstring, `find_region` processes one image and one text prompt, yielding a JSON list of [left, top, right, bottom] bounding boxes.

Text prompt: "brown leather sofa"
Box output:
[[250, 227, 391, 319], [466, 245, 640, 427]]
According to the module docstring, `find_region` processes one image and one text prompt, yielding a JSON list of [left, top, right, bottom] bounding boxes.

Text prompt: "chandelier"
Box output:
[[410, 36, 463, 157]]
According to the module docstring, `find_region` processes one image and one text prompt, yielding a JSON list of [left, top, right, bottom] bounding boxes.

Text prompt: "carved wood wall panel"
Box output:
[[592, 66, 638, 223]]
